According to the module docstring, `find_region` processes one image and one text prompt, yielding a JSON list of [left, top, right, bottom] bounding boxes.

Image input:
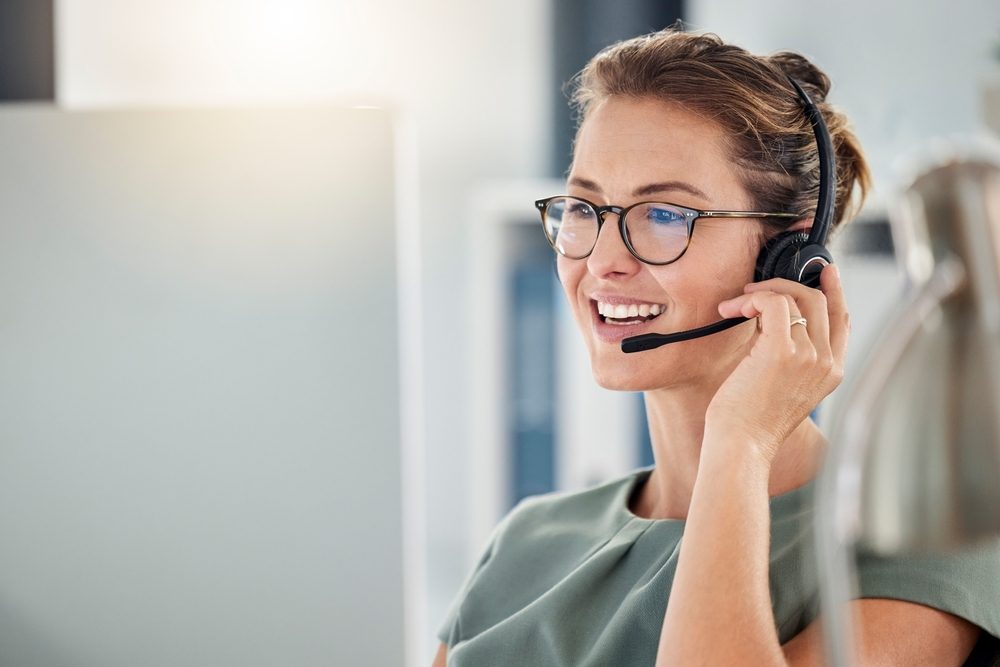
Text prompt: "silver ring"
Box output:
[[790, 317, 808, 328]]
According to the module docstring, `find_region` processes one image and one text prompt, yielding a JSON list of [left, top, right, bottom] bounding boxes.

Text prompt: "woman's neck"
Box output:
[[631, 387, 827, 521]]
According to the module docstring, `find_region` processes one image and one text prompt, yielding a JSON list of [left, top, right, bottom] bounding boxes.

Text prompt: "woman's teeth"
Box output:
[[596, 301, 666, 324]]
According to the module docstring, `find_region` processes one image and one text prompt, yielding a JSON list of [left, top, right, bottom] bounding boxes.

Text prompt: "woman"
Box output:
[[433, 28, 1000, 666]]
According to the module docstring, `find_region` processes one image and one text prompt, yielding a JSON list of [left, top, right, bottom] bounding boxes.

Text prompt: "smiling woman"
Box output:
[[433, 27, 1000, 667]]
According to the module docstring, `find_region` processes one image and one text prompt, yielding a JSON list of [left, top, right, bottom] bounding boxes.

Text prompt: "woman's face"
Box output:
[[560, 96, 776, 392]]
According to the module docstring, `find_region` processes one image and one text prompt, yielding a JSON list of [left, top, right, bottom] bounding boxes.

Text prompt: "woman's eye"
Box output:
[[648, 207, 684, 224], [568, 203, 593, 216]]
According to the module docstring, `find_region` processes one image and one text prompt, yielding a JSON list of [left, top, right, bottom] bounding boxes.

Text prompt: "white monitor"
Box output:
[[0, 106, 406, 666]]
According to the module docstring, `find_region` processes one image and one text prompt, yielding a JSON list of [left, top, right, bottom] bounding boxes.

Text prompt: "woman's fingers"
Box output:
[[742, 271, 835, 361], [820, 264, 850, 369], [723, 264, 848, 381], [719, 290, 796, 347]]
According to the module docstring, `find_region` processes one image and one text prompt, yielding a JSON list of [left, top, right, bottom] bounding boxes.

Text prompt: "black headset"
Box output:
[[753, 77, 835, 288], [621, 76, 836, 353]]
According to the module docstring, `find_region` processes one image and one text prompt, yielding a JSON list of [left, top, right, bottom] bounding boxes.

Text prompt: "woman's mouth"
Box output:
[[597, 300, 666, 325], [590, 299, 667, 344]]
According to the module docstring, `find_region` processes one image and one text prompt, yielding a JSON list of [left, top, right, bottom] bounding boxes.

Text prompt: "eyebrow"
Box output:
[[567, 176, 709, 201]]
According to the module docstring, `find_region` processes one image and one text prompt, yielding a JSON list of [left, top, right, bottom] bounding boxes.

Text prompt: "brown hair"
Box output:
[[568, 27, 871, 243]]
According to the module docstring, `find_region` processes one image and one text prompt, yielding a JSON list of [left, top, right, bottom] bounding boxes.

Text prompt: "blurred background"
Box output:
[[1, 1, 999, 666]]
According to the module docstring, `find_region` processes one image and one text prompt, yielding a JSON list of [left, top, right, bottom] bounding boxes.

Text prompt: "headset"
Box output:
[[621, 76, 836, 353]]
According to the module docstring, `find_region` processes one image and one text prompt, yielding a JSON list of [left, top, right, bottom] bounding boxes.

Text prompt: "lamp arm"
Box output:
[[815, 255, 967, 667]]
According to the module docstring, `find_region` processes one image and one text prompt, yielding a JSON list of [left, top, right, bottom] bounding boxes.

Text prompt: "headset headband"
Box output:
[[786, 76, 835, 247]]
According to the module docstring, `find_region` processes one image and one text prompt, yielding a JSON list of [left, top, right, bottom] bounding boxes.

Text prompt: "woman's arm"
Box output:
[[654, 432, 982, 666], [783, 598, 981, 666], [654, 433, 784, 666], [432, 642, 448, 666], [651, 264, 843, 665]]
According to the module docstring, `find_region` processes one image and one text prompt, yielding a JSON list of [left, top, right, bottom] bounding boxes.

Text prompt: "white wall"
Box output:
[[54, 1, 553, 663]]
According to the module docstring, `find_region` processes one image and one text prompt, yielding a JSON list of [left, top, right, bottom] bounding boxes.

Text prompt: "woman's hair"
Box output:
[[568, 26, 872, 242]]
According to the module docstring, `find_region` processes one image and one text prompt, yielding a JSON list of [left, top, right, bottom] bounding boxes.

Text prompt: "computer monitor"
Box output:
[[0, 106, 406, 666]]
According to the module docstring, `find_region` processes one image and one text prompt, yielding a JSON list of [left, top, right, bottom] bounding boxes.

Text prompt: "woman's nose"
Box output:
[[586, 212, 641, 278]]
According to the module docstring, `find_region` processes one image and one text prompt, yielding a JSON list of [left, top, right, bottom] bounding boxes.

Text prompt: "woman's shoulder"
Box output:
[[853, 537, 1000, 640], [436, 468, 661, 649]]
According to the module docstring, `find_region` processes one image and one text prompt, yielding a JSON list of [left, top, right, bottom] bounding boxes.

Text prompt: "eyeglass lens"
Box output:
[[542, 196, 690, 264]]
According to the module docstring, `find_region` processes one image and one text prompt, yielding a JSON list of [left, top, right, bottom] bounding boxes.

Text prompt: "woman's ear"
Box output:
[[789, 218, 814, 234]]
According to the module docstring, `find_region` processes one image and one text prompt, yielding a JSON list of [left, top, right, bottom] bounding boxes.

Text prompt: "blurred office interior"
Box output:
[[1, 1, 999, 665]]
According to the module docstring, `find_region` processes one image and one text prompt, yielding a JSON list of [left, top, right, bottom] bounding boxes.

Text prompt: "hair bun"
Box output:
[[768, 51, 831, 102]]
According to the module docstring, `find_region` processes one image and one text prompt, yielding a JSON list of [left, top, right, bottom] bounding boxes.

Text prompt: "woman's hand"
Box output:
[[704, 263, 850, 465]]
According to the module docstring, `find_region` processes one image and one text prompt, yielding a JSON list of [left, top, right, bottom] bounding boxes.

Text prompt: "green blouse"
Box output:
[[437, 466, 1000, 666]]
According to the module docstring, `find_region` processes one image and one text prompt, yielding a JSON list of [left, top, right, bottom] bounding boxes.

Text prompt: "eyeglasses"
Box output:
[[534, 195, 800, 265]]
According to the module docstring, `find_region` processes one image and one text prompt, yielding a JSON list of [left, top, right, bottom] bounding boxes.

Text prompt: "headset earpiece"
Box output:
[[753, 232, 832, 288], [755, 232, 806, 282]]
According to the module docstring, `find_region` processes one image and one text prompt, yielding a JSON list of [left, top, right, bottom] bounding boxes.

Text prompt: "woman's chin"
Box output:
[[593, 375, 645, 391], [590, 360, 661, 392], [587, 345, 700, 392]]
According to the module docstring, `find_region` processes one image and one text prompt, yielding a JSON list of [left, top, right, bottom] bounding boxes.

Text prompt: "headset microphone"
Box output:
[[621, 76, 837, 354]]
